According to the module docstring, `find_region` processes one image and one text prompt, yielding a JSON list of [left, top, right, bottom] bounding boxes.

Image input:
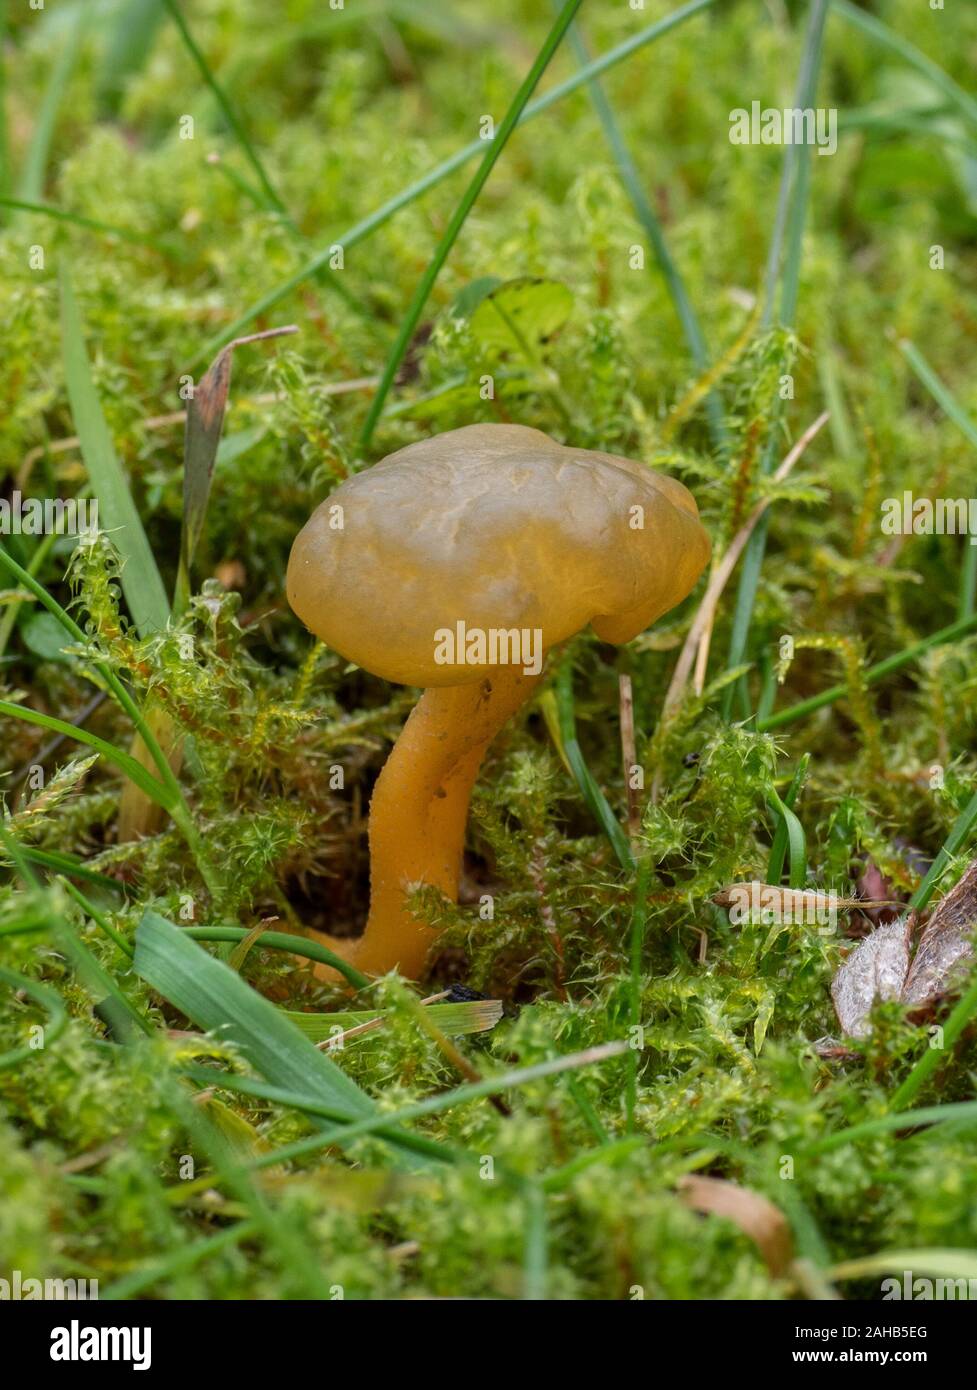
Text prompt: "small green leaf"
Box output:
[[60, 267, 170, 638], [450, 275, 503, 318], [469, 276, 574, 356], [21, 610, 71, 662], [284, 999, 504, 1042]]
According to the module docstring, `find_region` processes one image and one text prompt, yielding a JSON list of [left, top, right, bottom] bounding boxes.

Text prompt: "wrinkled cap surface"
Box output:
[[287, 423, 710, 686]]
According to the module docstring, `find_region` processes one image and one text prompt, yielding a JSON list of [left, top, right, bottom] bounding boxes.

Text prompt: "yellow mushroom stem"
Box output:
[[313, 664, 542, 981]]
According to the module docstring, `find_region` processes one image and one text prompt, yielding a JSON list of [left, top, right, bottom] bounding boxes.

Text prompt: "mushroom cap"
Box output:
[[287, 423, 710, 687]]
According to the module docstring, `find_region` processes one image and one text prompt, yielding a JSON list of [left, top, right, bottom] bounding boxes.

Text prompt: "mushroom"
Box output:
[[286, 423, 710, 981]]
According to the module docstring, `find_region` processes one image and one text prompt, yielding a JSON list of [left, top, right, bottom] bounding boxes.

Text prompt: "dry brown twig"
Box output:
[[663, 410, 831, 716]]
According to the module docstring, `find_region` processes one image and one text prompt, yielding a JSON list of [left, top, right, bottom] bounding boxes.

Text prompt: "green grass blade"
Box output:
[[195, 0, 716, 363], [161, 0, 289, 221], [59, 268, 170, 637], [522, 1183, 549, 1300], [897, 337, 977, 621], [0, 1, 10, 216], [766, 788, 807, 890], [0, 544, 185, 804], [242, 1039, 630, 1172], [833, 0, 977, 130], [766, 754, 810, 885], [284, 999, 504, 1041], [806, 1100, 977, 1156], [96, 0, 166, 114], [184, 925, 368, 989], [0, 196, 176, 253], [829, 1249, 977, 1285], [555, 663, 635, 872], [0, 699, 173, 807], [0, 824, 151, 1038], [18, 847, 126, 893], [158, 1074, 336, 1298], [0, 964, 68, 1072], [100, 1218, 258, 1301], [358, 0, 585, 449], [720, 0, 830, 718], [560, 7, 726, 454], [17, 3, 86, 201], [134, 909, 378, 1122], [757, 613, 977, 733]]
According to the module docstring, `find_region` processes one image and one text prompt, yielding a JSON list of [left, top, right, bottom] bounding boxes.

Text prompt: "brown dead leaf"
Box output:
[[830, 918, 912, 1039], [903, 859, 977, 1009], [830, 858, 977, 1036], [678, 1175, 793, 1277]]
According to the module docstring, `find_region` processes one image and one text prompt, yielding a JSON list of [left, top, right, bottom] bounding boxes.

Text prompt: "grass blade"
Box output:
[[757, 612, 977, 733], [175, 327, 296, 613], [100, 1219, 258, 1301], [0, 0, 10, 216], [766, 754, 809, 885], [161, 0, 289, 220], [196, 0, 716, 363], [559, 6, 726, 454], [184, 925, 369, 989], [241, 1039, 630, 1172], [0, 964, 68, 1072], [17, 3, 87, 201], [60, 267, 170, 637], [0, 699, 172, 808], [720, 0, 830, 718], [96, 0, 166, 114], [897, 337, 977, 621], [767, 788, 807, 890], [829, 1249, 977, 1285], [555, 663, 635, 872], [833, 0, 977, 130], [0, 196, 176, 253], [806, 1100, 977, 1156], [134, 909, 378, 1123], [284, 999, 504, 1041], [358, 0, 585, 449]]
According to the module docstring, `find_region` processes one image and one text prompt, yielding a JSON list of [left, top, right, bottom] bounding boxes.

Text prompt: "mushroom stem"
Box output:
[[314, 665, 542, 981]]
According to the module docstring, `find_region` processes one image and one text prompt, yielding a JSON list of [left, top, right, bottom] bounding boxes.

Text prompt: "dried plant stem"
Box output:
[[618, 674, 640, 841], [664, 411, 829, 715]]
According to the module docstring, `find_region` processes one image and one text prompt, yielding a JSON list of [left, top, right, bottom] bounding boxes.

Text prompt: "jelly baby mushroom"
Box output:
[[287, 423, 710, 982]]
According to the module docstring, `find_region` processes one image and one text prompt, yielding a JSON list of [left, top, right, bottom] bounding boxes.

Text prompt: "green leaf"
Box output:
[[359, 0, 586, 448], [0, 698, 173, 809], [450, 275, 502, 318], [174, 329, 293, 614], [468, 276, 573, 357], [59, 268, 170, 638], [96, 0, 166, 114], [17, 3, 87, 202], [20, 610, 71, 662], [194, 0, 717, 364], [134, 909, 375, 1122], [283, 999, 504, 1042], [830, 1249, 977, 1285]]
